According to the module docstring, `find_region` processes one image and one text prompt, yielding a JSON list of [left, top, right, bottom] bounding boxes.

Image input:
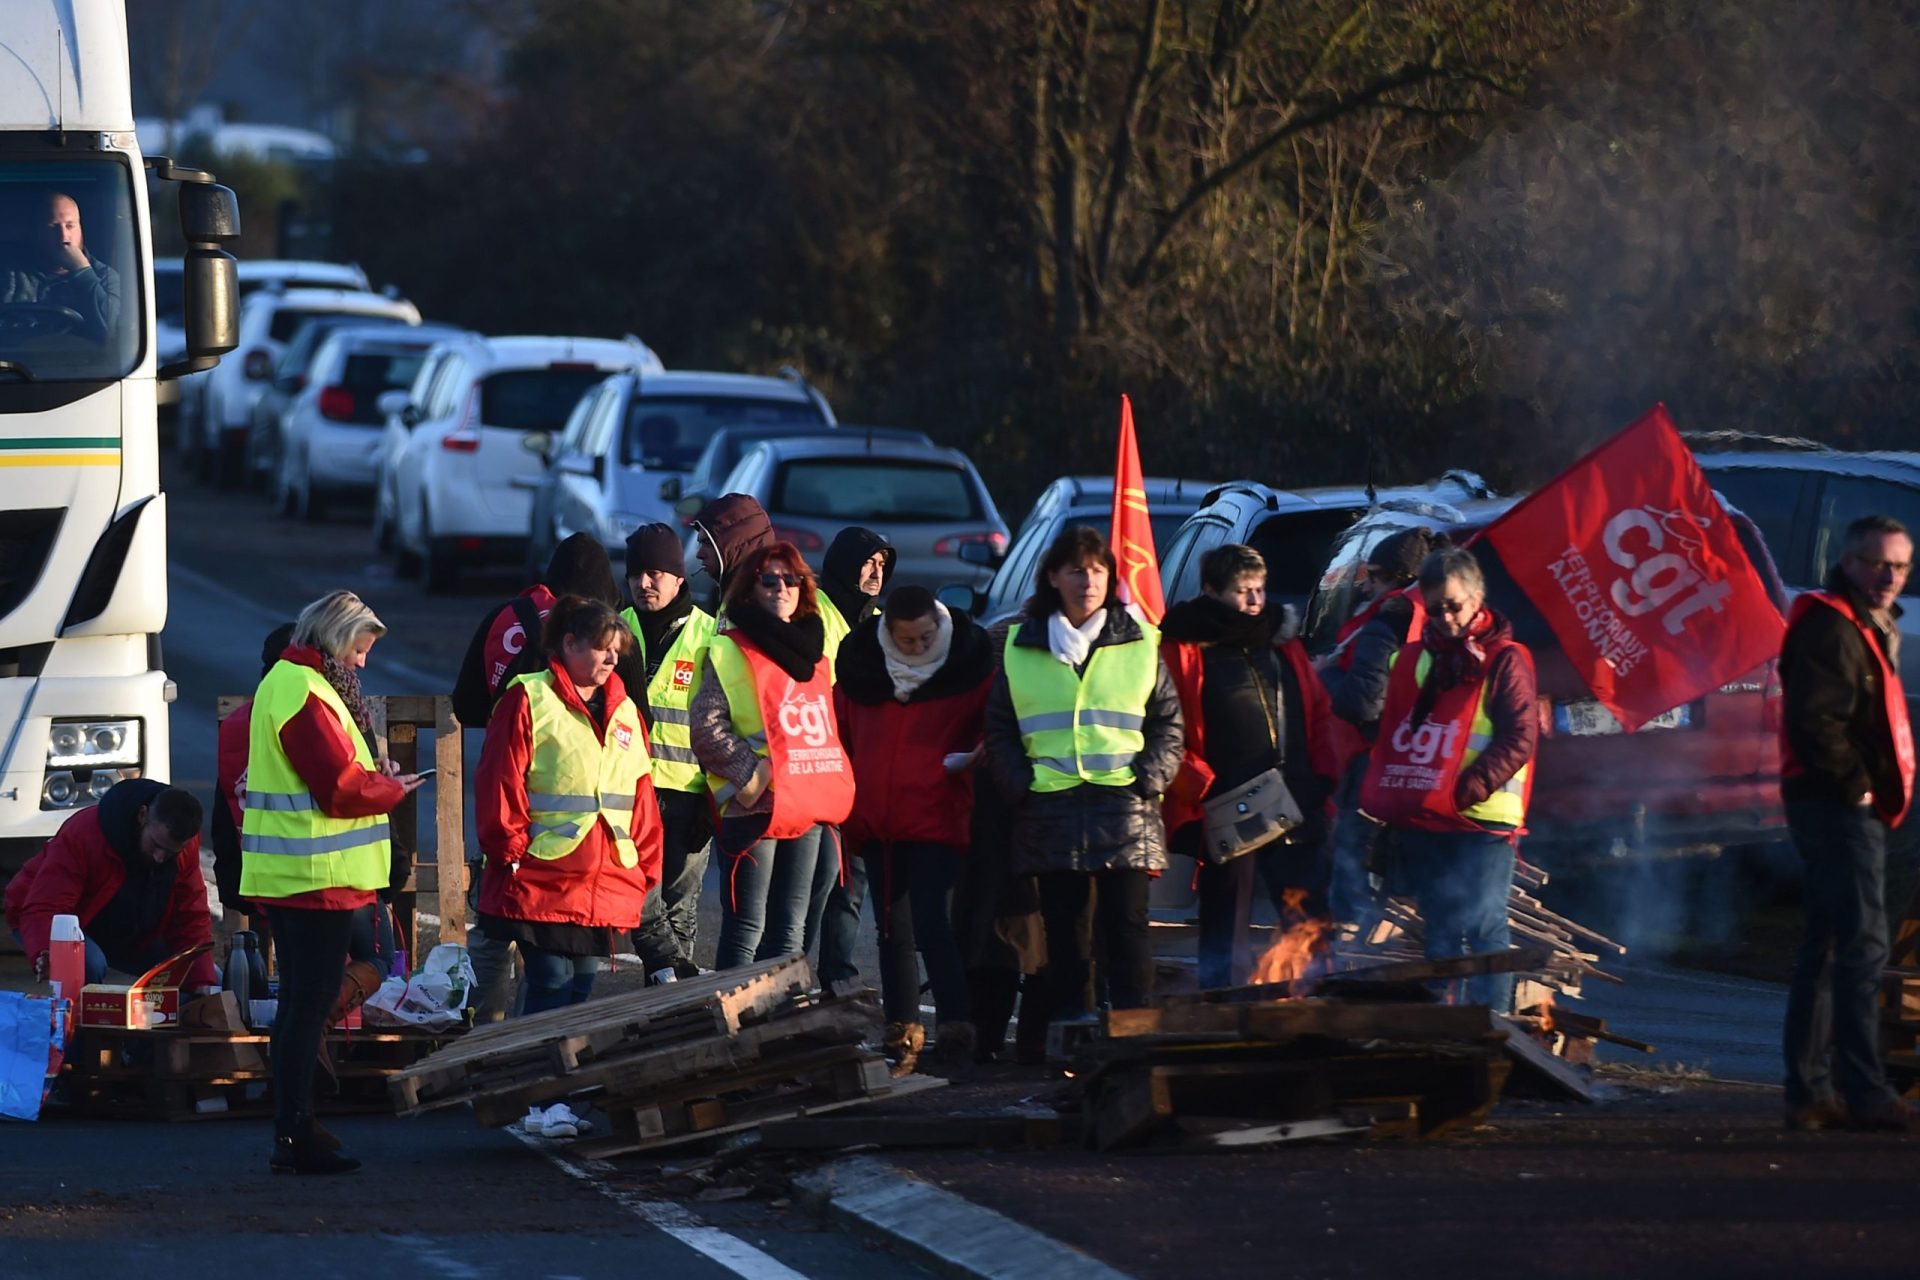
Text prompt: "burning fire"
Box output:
[[1249, 888, 1331, 988]]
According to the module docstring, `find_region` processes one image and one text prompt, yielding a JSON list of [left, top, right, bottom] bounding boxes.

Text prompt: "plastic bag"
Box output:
[[0, 992, 65, 1122], [362, 944, 474, 1030]]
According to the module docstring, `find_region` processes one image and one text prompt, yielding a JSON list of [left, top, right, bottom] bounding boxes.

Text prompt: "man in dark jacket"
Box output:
[[6, 780, 215, 990], [1780, 514, 1919, 1132], [814, 526, 896, 986], [690, 493, 774, 601], [1317, 526, 1436, 938], [1, 192, 122, 340]]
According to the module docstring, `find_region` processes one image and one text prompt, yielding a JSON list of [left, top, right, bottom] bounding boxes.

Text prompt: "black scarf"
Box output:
[[725, 600, 827, 681], [1410, 608, 1509, 728], [631, 588, 695, 681], [1159, 594, 1281, 650], [86, 779, 178, 964]]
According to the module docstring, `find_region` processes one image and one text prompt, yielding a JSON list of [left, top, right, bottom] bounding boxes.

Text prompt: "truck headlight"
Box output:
[[47, 718, 143, 769]]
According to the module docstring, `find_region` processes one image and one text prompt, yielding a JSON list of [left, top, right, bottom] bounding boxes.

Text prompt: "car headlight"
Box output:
[[47, 718, 143, 769]]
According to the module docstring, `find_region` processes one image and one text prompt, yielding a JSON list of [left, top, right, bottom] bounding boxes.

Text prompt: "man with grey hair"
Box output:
[[1, 191, 121, 340], [1780, 513, 1919, 1132]]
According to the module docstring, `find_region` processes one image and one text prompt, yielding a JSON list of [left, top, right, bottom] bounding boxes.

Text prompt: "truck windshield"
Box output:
[[0, 159, 141, 382]]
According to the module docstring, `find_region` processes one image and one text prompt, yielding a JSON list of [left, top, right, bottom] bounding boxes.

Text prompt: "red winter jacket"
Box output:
[[4, 807, 218, 988], [476, 659, 663, 929], [1162, 636, 1340, 838]]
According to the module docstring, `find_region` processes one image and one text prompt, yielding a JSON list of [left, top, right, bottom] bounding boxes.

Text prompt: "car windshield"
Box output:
[[1064, 513, 1191, 556], [277, 315, 405, 381], [480, 368, 615, 431], [335, 348, 431, 424], [773, 458, 980, 521], [0, 158, 142, 382], [621, 396, 823, 471]]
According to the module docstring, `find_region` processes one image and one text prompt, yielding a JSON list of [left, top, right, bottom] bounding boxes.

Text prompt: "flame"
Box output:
[[1536, 989, 1557, 1034], [1249, 888, 1331, 989]]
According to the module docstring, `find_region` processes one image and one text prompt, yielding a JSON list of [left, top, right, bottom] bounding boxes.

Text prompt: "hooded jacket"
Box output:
[[820, 527, 897, 630], [983, 604, 1185, 875], [5, 779, 217, 987], [835, 609, 994, 847], [691, 494, 774, 593]]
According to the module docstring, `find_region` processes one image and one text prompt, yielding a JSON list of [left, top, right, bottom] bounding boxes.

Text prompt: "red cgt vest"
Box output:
[[1782, 591, 1915, 828], [1324, 591, 1425, 774], [728, 637, 857, 840], [1359, 630, 1534, 834]]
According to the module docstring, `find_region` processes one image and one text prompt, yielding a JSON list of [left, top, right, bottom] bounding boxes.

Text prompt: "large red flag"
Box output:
[[1110, 395, 1165, 625], [1478, 404, 1783, 731]]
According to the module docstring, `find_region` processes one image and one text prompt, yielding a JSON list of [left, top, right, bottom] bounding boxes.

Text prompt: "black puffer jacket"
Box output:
[[984, 605, 1185, 875]]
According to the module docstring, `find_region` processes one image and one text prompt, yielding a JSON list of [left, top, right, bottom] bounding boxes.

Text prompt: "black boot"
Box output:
[[270, 1116, 360, 1175]]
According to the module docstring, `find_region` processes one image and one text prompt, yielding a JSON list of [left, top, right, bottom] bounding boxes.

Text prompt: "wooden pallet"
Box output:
[[389, 955, 811, 1109]]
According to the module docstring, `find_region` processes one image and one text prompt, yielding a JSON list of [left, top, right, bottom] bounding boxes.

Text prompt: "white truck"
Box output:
[[0, 1, 239, 874]]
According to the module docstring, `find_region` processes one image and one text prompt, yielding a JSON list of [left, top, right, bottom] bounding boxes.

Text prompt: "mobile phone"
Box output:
[[413, 767, 437, 780]]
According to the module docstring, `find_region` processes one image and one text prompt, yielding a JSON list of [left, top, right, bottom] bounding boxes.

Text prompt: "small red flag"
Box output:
[[1110, 395, 1165, 625], [1478, 404, 1784, 731]]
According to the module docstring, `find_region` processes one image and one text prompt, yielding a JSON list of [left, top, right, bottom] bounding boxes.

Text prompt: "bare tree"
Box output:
[[128, 0, 267, 153]]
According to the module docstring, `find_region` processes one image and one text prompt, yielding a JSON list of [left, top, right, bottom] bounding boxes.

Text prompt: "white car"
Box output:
[[173, 259, 369, 457], [271, 322, 467, 521], [192, 283, 417, 487], [378, 334, 664, 590], [527, 369, 836, 568]]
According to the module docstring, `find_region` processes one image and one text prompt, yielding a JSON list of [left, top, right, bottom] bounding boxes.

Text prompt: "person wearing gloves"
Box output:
[[691, 542, 855, 969], [621, 522, 718, 985], [984, 526, 1184, 1022], [1360, 547, 1538, 1011], [835, 586, 994, 1076], [7, 780, 216, 993], [476, 596, 664, 1014], [1162, 545, 1341, 988], [1317, 526, 1441, 940], [814, 526, 896, 988], [242, 590, 426, 1176]]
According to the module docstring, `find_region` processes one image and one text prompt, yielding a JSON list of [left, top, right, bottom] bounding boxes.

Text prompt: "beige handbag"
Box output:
[[1199, 653, 1304, 863]]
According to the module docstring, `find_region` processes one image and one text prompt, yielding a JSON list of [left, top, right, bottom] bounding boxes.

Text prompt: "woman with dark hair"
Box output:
[[1162, 544, 1340, 988], [476, 595, 663, 1015], [242, 591, 426, 1175], [835, 585, 995, 1075], [983, 527, 1184, 1022], [692, 543, 855, 969], [1360, 547, 1538, 1011]]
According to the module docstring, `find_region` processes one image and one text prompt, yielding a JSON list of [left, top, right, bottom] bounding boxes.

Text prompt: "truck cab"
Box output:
[[0, 0, 238, 875]]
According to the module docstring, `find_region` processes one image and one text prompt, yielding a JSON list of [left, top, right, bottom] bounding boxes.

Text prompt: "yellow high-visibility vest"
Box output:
[[511, 670, 653, 868], [1395, 648, 1531, 827], [239, 660, 391, 899], [620, 605, 715, 794], [1003, 622, 1159, 793]]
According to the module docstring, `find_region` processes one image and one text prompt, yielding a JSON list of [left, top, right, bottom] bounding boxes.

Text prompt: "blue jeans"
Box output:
[[716, 816, 824, 970], [1328, 757, 1385, 934], [519, 948, 602, 1015], [1784, 798, 1897, 1109], [1398, 828, 1516, 1011], [632, 788, 713, 974], [814, 827, 864, 985]]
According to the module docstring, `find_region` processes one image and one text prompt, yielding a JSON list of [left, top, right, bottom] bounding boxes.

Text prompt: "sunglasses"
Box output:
[[758, 572, 804, 590]]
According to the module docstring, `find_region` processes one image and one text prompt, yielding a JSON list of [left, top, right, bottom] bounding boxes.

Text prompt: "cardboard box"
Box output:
[[78, 944, 212, 1029], [178, 990, 268, 1074]]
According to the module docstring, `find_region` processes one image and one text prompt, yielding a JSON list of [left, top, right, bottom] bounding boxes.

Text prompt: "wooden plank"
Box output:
[[1179, 1116, 1369, 1148], [1494, 1015, 1596, 1102], [1102, 1000, 1502, 1045], [383, 699, 419, 958], [1172, 947, 1554, 1004], [756, 1107, 1063, 1152], [435, 697, 468, 944], [383, 695, 441, 724]]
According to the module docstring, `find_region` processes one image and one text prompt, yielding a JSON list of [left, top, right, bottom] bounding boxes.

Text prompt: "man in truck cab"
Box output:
[[0, 190, 121, 340]]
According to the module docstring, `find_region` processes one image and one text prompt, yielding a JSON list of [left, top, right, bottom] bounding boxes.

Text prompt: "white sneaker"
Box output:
[[540, 1103, 591, 1138], [646, 968, 679, 986], [521, 1106, 546, 1135]]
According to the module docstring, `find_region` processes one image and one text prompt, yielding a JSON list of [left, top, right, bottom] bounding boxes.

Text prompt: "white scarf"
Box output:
[[878, 602, 954, 701], [1047, 609, 1107, 667]]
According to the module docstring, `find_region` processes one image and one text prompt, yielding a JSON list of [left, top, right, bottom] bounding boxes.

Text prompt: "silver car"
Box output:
[[699, 435, 1008, 595]]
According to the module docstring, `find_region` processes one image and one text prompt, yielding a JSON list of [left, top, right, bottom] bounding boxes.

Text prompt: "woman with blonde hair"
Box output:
[[241, 590, 425, 1175]]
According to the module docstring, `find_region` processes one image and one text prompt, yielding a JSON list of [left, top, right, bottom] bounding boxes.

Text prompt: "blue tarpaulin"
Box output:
[[0, 991, 63, 1121]]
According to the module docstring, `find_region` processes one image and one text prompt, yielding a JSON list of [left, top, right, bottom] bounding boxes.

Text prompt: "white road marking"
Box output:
[[381, 1234, 488, 1280], [510, 1130, 812, 1280]]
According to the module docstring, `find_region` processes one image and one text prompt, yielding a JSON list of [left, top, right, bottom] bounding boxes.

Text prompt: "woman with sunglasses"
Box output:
[[1358, 546, 1538, 1011], [692, 543, 855, 969]]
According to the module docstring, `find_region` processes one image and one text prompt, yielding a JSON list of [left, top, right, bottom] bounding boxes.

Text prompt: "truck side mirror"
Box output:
[[936, 584, 982, 617], [159, 177, 241, 380]]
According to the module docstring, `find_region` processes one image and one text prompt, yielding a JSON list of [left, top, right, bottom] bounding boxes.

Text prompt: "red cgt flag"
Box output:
[[1478, 404, 1784, 731], [1110, 395, 1166, 625]]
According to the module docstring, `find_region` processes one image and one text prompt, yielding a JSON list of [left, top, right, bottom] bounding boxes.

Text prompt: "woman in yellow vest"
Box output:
[[691, 542, 856, 969], [1359, 547, 1539, 1010], [983, 527, 1185, 1023], [241, 590, 425, 1176], [476, 596, 663, 1014]]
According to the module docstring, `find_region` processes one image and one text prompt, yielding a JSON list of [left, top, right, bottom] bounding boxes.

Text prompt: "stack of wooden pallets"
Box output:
[[389, 955, 928, 1158]]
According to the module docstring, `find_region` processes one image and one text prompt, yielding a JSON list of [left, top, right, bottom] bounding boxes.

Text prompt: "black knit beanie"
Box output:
[[1367, 527, 1436, 585]]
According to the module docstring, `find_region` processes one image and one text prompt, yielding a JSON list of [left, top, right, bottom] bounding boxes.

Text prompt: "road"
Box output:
[[0, 461, 923, 1280]]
